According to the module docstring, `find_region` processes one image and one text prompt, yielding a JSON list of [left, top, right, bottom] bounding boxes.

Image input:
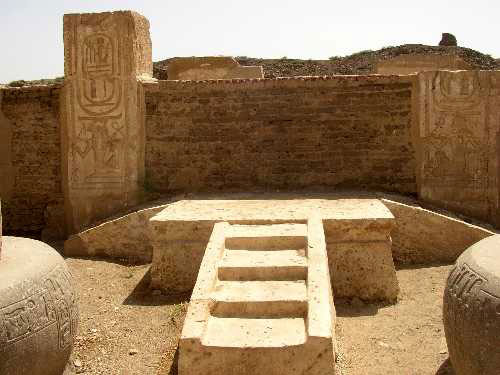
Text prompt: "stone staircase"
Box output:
[[179, 218, 336, 374]]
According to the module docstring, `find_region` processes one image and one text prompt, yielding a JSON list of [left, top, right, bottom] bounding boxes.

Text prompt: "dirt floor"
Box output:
[[64, 258, 454, 375]]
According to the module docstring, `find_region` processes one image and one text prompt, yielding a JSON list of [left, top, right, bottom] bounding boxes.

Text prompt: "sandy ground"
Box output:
[[65, 258, 454, 375]]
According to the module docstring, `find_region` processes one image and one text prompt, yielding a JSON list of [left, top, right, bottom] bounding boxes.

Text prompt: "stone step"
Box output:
[[218, 249, 307, 281], [202, 316, 306, 348], [225, 224, 307, 250], [211, 280, 307, 318]]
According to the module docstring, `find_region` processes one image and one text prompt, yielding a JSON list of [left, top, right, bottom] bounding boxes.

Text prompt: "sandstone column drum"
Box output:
[[0, 200, 79, 375], [443, 235, 500, 375]]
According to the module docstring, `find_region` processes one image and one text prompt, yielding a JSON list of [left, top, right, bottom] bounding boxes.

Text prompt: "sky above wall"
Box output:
[[0, 0, 499, 83]]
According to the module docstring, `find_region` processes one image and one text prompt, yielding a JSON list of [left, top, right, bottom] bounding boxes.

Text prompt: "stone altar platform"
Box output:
[[150, 198, 399, 301], [179, 218, 336, 374]]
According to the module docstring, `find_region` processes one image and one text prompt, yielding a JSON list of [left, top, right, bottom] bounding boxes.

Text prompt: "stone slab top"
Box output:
[[150, 198, 394, 223]]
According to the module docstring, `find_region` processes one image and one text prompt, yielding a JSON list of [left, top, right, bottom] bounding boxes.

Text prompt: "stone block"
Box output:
[[167, 56, 263, 80], [376, 54, 470, 75], [382, 198, 494, 264], [149, 198, 398, 301], [327, 241, 399, 302], [62, 11, 152, 233]]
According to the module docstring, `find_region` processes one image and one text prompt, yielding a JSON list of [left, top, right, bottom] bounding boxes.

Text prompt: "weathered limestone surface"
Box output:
[[443, 235, 500, 375], [1, 85, 65, 238], [323, 213, 398, 301], [0, 199, 78, 375], [0, 237, 79, 375], [179, 219, 335, 374], [150, 198, 398, 301], [64, 205, 163, 262], [417, 70, 500, 225], [63, 193, 497, 266], [383, 199, 495, 264], [144, 75, 416, 195], [62, 11, 152, 233], [376, 54, 470, 75], [167, 56, 263, 80]]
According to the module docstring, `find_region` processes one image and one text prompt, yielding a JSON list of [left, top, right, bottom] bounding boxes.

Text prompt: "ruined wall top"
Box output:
[[376, 53, 471, 75], [167, 56, 264, 80]]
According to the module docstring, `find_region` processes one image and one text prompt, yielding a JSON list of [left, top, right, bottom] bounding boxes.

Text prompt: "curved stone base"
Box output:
[[0, 237, 78, 375], [443, 235, 500, 375]]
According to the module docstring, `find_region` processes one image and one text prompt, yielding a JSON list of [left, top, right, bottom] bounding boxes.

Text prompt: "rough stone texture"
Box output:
[[417, 70, 500, 226], [383, 199, 495, 264], [144, 75, 416, 195], [149, 198, 398, 301], [167, 56, 263, 80], [443, 235, 500, 375], [62, 193, 497, 267], [64, 205, 163, 262], [179, 219, 335, 375], [439, 33, 458, 47], [0, 85, 65, 238], [62, 11, 152, 234], [323, 213, 399, 301], [376, 54, 470, 75], [327, 241, 399, 302], [0, 236, 79, 375], [153, 45, 500, 79]]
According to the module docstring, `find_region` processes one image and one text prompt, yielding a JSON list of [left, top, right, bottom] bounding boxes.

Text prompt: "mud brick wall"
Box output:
[[145, 75, 417, 195], [0, 85, 65, 238]]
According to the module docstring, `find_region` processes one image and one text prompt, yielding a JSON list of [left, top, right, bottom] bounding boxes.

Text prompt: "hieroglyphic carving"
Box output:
[[418, 70, 499, 222], [62, 11, 152, 232], [0, 265, 78, 349], [446, 263, 500, 319], [66, 16, 125, 190]]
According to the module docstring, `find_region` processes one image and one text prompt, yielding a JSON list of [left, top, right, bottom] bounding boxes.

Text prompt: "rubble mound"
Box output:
[[154, 44, 500, 79]]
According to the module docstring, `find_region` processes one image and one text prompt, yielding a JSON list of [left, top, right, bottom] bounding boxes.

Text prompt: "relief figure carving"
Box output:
[[433, 71, 482, 110], [71, 116, 124, 187], [422, 113, 486, 188]]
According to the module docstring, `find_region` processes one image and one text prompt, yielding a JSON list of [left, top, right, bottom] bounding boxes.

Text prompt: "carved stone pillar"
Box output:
[[62, 11, 152, 233], [417, 70, 500, 226]]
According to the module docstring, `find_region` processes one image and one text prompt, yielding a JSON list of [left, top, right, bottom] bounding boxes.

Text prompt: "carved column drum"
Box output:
[[443, 235, 500, 375], [0, 237, 79, 375]]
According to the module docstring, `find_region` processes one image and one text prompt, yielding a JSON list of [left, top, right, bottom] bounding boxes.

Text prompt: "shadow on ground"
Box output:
[[335, 298, 394, 317], [122, 268, 191, 306], [436, 358, 455, 375], [166, 347, 180, 375]]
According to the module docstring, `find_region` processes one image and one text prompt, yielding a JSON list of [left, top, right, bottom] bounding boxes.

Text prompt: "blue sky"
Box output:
[[1, 0, 498, 83]]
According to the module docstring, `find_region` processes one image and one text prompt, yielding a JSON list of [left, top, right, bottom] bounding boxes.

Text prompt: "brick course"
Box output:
[[145, 76, 417, 195], [1, 85, 64, 237]]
